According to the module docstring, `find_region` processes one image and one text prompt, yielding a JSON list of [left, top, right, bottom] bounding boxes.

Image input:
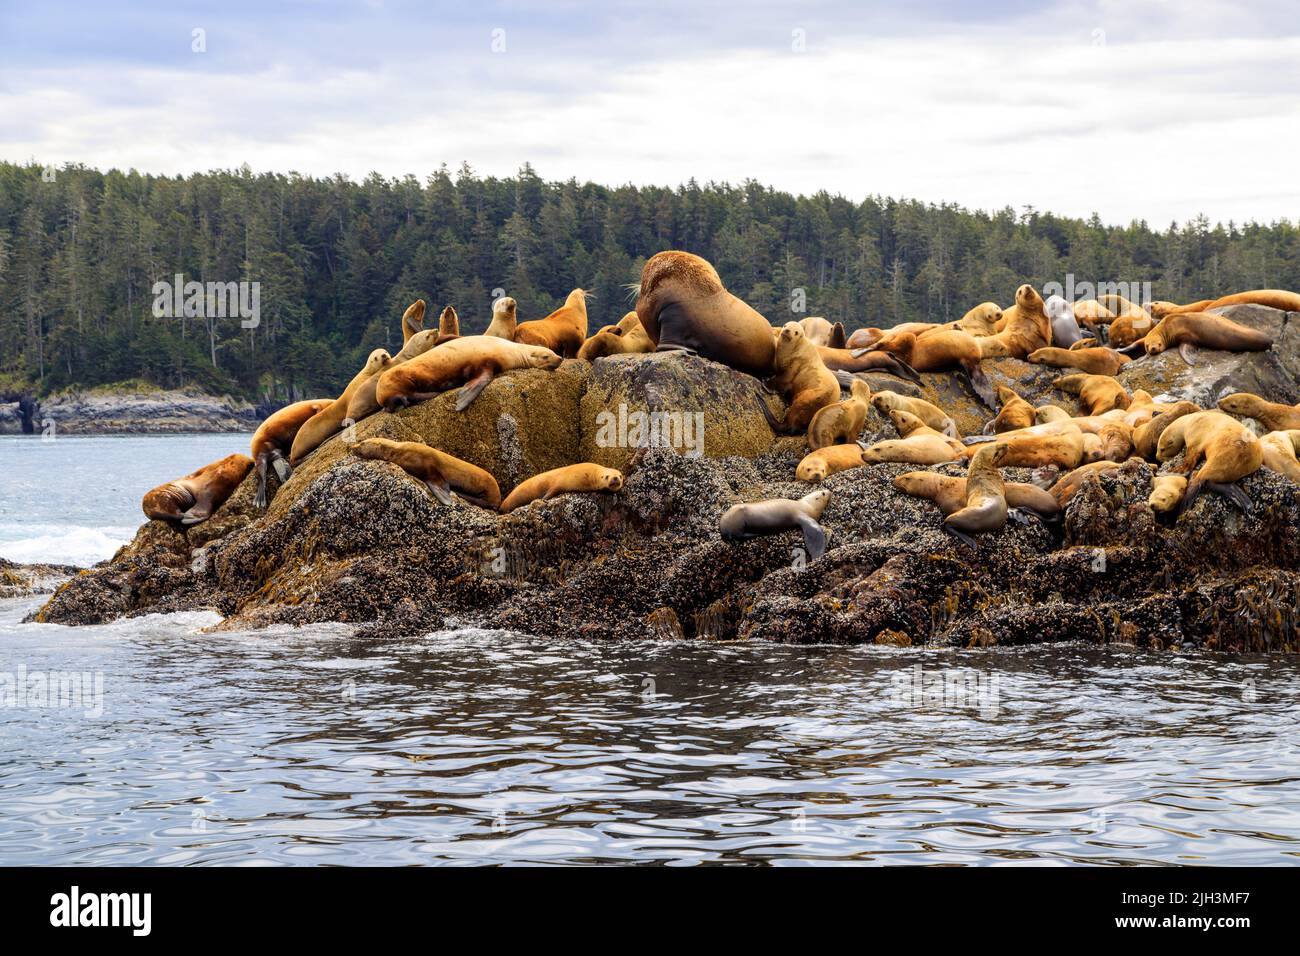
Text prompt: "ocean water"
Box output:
[[2, 434, 1299, 866]]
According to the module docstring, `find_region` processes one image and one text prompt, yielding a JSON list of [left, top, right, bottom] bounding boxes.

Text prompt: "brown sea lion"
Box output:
[[861, 410, 966, 465], [963, 420, 1088, 470], [758, 321, 841, 434], [799, 316, 847, 349], [438, 305, 460, 338], [1033, 404, 1072, 424], [250, 398, 332, 507], [1164, 289, 1300, 315], [1107, 311, 1156, 348], [894, 471, 1060, 521], [977, 285, 1052, 359], [500, 463, 624, 513], [376, 336, 562, 412], [634, 251, 776, 377], [719, 488, 831, 560], [485, 296, 518, 340], [1045, 459, 1126, 507], [871, 391, 959, 438], [142, 453, 254, 525], [1259, 430, 1300, 484], [401, 299, 426, 343], [1139, 312, 1273, 363], [1097, 421, 1134, 461], [816, 344, 920, 382], [1132, 401, 1200, 461], [943, 443, 1009, 547], [989, 385, 1035, 433], [346, 327, 459, 423], [577, 310, 654, 360], [1053, 373, 1130, 415], [867, 328, 994, 407], [1156, 411, 1262, 512], [1148, 474, 1188, 513], [1028, 346, 1131, 377], [514, 289, 589, 358], [807, 379, 871, 450], [290, 348, 392, 464], [351, 437, 501, 508], [796, 444, 868, 483], [1217, 393, 1300, 431]]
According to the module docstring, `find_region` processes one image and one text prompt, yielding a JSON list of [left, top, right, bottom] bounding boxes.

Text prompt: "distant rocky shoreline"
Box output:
[[0, 388, 260, 435]]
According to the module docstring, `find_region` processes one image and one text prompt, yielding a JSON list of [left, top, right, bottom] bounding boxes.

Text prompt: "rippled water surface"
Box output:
[[2, 434, 1300, 865]]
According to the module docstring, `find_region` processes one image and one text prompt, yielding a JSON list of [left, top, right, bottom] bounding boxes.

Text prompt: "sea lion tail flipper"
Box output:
[[963, 434, 996, 445], [795, 515, 827, 562], [1006, 508, 1032, 526], [890, 356, 922, 384], [942, 523, 978, 549], [1178, 343, 1199, 366], [254, 456, 270, 509], [850, 347, 870, 358], [1116, 341, 1147, 358], [755, 392, 783, 432], [271, 450, 293, 483], [425, 480, 455, 506], [457, 492, 497, 510], [962, 361, 997, 411], [832, 369, 856, 390], [455, 368, 495, 411], [1206, 481, 1252, 514], [179, 509, 210, 526]]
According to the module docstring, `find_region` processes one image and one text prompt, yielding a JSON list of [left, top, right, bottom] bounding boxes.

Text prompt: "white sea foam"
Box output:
[[0, 524, 135, 566]]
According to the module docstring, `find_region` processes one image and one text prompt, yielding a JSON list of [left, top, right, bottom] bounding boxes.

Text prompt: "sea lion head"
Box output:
[[363, 348, 391, 373], [494, 296, 517, 320], [892, 472, 933, 496], [524, 346, 564, 370], [638, 251, 723, 301], [802, 487, 832, 517], [888, 408, 926, 437], [1016, 284, 1044, 311], [402, 299, 427, 325], [777, 320, 805, 346], [597, 467, 624, 491], [1080, 433, 1104, 463], [1216, 393, 1258, 418], [990, 442, 1010, 467]]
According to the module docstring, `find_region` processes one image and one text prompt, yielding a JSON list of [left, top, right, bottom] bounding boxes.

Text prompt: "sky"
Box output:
[[1, 0, 1297, 226]]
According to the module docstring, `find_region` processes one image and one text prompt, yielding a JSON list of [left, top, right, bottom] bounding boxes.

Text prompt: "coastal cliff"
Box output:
[[0, 385, 259, 435], [30, 305, 1300, 653]]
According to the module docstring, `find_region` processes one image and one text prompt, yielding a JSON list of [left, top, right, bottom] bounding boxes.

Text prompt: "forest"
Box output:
[[1, 159, 1297, 403]]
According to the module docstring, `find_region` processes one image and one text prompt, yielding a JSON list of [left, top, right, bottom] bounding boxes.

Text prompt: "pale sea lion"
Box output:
[[514, 289, 589, 358], [500, 463, 624, 513], [1163, 289, 1300, 316], [954, 302, 1003, 337], [1156, 410, 1262, 513], [347, 327, 458, 423], [861, 409, 966, 465], [290, 348, 392, 464], [578, 310, 654, 360], [1259, 430, 1300, 484], [142, 453, 254, 525], [807, 379, 871, 450], [943, 443, 1009, 547], [1034, 404, 1072, 424], [485, 296, 518, 339], [1217, 392, 1300, 431], [719, 488, 831, 561], [799, 316, 846, 349], [351, 437, 501, 508], [871, 391, 959, 438], [1045, 294, 1085, 346], [796, 444, 868, 483], [634, 251, 776, 377], [376, 335, 562, 412], [1028, 346, 1130, 377], [250, 398, 332, 507], [1073, 299, 1117, 323], [758, 321, 841, 434]]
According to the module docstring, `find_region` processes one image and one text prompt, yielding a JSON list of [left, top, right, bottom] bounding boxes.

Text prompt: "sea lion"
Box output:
[[1148, 474, 1188, 513], [485, 296, 518, 339], [438, 305, 460, 338], [1156, 410, 1262, 512], [1095, 294, 1150, 319], [514, 289, 589, 358], [867, 327, 994, 406], [633, 251, 776, 376], [142, 453, 254, 525], [719, 488, 831, 561], [401, 299, 426, 343], [376, 336, 562, 412], [955, 302, 1003, 337], [1149, 300, 1206, 319], [350, 437, 501, 508], [943, 443, 1009, 547], [1045, 295, 1086, 346], [346, 327, 458, 423], [807, 379, 871, 450], [799, 316, 846, 349], [816, 344, 920, 382], [500, 463, 624, 513], [290, 348, 392, 464], [894, 471, 1060, 521], [1053, 373, 1131, 415], [1028, 346, 1131, 377], [1045, 459, 1125, 507], [1097, 421, 1134, 461], [1259, 430, 1300, 484], [250, 398, 332, 507], [964, 420, 1088, 470], [870, 391, 959, 438], [758, 321, 841, 434], [1132, 401, 1200, 460], [1034, 404, 1072, 424], [1073, 299, 1117, 323], [989, 385, 1035, 434], [861, 409, 966, 465], [976, 285, 1052, 359], [577, 310, 654, 360], [796, 444, 868, 483], [1139, 312, 1273, 363], [1163, 289, 1300, 316], [1217, 393, 1300, 431], [1107, 311, 1155, 348]]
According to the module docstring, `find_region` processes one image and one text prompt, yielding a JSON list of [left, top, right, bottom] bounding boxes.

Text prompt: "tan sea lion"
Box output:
[[799, 316, 846, 349], [1073, 299, 1117, 323], [868, 328, 993, 406], [1217, 393, 1300, 431], [1034, 404, 1072, 424], [807, 379, 871, 450], [943, 443, 1009, 546], [634, 251, 776, 377], [485, 296, 518, 339], [1097, 421, 1134, 461], [1259, 430, 1300, 484], [401, 299, 426, 343], [376, 336, 562, 412], [1156, 411, 1262, 512], [719, 488, 831, 560], [990, 385, 1035, 433], [955, 302, 1003, 337], [964, 420, 1087, 470], [871, 391, 959, 438], [500, 463, 624, 513], [514, 289, 589, 358], [816, 344, 920, 381], [1132, 401, 1200, 460], [438, 305, 460, 338], [1045, 460, 1125, 507], [346, 327, 459, 423], [758, 321, 841, 434], [142, 453, 254, 525], [861, 410, 965, 465], [577, 310, 654, 360], [894, 471, 1059, 520], [250, 398, 332, 507], [1139, 312, 1273, 363], [1027, 346, 1131, 377], [1148, 474, 1188, 513], [351, 437, 501, 508], [1164, 289, 1300, 315], [796, 444, 868, 483], [1107, 311, 1155, 348], [290, 348, 392, 464], [1053, 373, 1130, 415], [977, 285, 1052, 359]]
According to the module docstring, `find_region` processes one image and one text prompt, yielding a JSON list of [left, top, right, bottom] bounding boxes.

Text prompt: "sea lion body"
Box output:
[[401, 299, 426, 343], [1259, 430, 1300, 484], [944, 443, 1009, 542], [1157, 411, 1262, 508], [347, 328, 457, 422], [797, 444, 868, 482], [954, 302, 1003, 337], [514, 289, 589, 358], [1143, 312, 1273, 357], [1034, 404, 1071, 424], [578, 311, 654, 360], [1165, 289, 1300, 315], [376, 335, 562, 412], [1073, 299, 1117, 323], [807, 379, 871, 450], [351, 437, 501, 508], [719, 488, 831, 560], [990, 385, 1035, 433], [816, 344, 918, 380], [142, 453, 254, 525], [1045, 295, 1085, 346], [894, 471, 1059, 519], [760, 321, 841, 433], [799, 316, 846, 349], [1053, 373, 1131, 415], [1132, 401, 1200, 460], [250, 399, 332, 507], [485, 297, 518, 340], [500, 463, 624, 513], [1046, 460, 1125, 507], [290, 348, 392, 464], [861, 409, 965, 465], [1217, 393, 1300, 431], [977, 285, 1052, 359], [871, 391, 959, 437], [634, 251, 776, 377], [1028, 346, 1130, 377]]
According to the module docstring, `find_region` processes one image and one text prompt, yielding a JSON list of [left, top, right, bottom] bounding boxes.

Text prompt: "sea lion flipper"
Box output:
[[1179, 342, 1199, 365], [942, 524, 978, 549], [455, 368, 495, 411], [850, 347, 870, 358], [962, 361, 997, 411], [754, 392, 783, 432], [271, 451, 293, 484], [795, 515, 827, 561], [1206, 481, 1252, 514], [963, 435, 996, 445], [425, 480, 455, 506], [890, 356, 922, 384], [1116, 340, 1147, 358]]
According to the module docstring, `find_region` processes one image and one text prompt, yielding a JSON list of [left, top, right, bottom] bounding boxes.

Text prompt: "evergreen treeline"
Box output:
[[1, 159, 1297, 401]]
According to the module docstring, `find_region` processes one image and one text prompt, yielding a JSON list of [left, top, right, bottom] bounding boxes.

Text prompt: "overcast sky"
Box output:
[[2, 0, 1297, 226]]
